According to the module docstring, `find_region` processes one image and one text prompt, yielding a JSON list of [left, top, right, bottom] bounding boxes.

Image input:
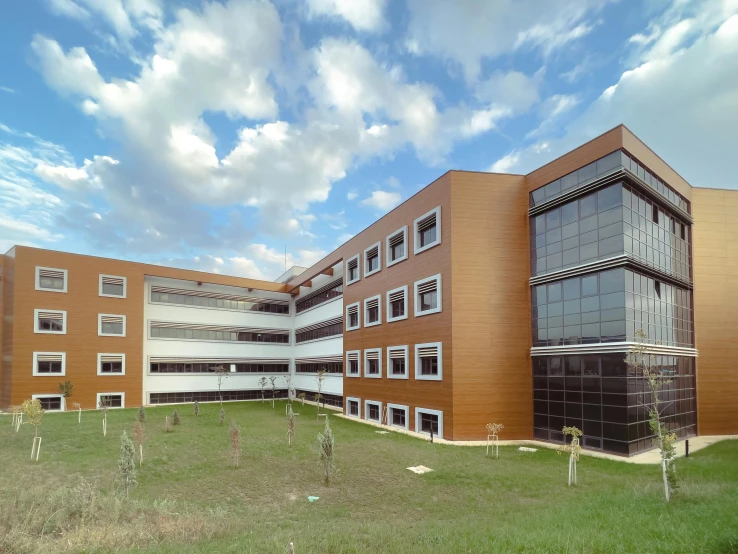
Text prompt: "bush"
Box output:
[[172, 410, 181, 426], [117, 430, 137, 497], [138, 405, 146, 423], [219, 408, 225, 426], [317, 417, 336, 486], [193, 401, 200, 417]]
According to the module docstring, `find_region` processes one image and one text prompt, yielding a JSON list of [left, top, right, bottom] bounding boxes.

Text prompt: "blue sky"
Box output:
[[1, 0, 736, 280]]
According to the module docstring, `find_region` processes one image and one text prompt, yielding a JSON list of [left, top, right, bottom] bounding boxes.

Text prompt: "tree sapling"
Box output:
[[559, 426, 582, 486], [99, 397, 110, 437], [269, 375, 278, 408], [172, 409, 181, 426], [193, 400, 200, 418], [486, 423, 504, 458], [219, 407, 225, 426], [138, 405, 146, 424], [287, 405, 295, 446], [132, 419, 145, 467], [317, 416, 336, 486], [258, 376, 268, 403], [57, 380, 73, 411], [22, 398, 44, 462], [117, 430, 137, 497], [211, 365, 229, 409], [230, 420, 241, 468]]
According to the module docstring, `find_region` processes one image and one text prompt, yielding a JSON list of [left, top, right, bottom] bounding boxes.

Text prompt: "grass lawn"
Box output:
[[1, 400, 737, 554]]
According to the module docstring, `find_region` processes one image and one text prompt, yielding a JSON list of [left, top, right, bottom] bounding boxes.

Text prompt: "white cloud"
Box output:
[[361, 190, 401, 211], [0, 86, 15, 94], [306, 0, 387, 32], [46, 0, 90, 20], [489, 151, 522, 173], [347, 190, 358, 201]]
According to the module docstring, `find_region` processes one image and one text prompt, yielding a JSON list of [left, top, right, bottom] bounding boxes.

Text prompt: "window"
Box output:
[[35, 267, 67, 293], [150, 286, 289, 314], [386, 226, 408, 267], [234, 363, 289, 373], [414, 274, 442, 316], [387, 345, 408, 379], [346, 397, 361, 418], [364, 348, 382, 378], [97, 392, 125, 409], [346, 351, 361, 377], [149, 389, 290, 404], [34, 309, 67, 334], [295, 362, 342, 374], [386, 285, 408, 322], [33, 352, 66, 376], [149, 321, 290, 343], [346, 302, 360, 331], [99, 274, 127, 298], [295, 279, 343, 313], [98, 314, 126, 336], [365, 400, 382, 422], [364, 242, 381, 277], [364, 295, 381, 327], [387, 403, 409, 430], [32, 394, 63, 411], [346, 255, 360, 285], [415, 342, 442, 381], [295, 317, 343, 343], [415, 408, 443, 438], [414, 207, 441, 254], [98, 353, 125, 375]]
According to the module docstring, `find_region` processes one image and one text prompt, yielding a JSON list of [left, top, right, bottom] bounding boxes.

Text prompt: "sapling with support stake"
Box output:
[[99, 396, 110, 437], [210, 364, 230, 409], [73, 402, 81, 424], [230, 420, 241, 468], [287, 405, 295, 446], [627, 328, 679, 502], [258, 376, 268, 403], [132, 419, 145, 467], [317, 416, 336, 486], [269, 375, 278, 408], [22, 398, 45, 462], [193, 400, 200, 418], [57, 380, 73, 411], [559, 426, 582, 486], [138, 405, 146, 424], [11, 405, 23, 432], [486, 423, 504, 458], [117, 430, 137, 497], [315, 368, 328, 420]]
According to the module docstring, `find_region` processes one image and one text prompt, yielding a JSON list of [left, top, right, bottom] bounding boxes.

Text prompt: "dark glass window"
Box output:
[[420, 224, 437, 247], [100, 361, 123, 373], [367, 359, 379, 375], [391, 298, 405, 317], [391, 358, 405, 375], [99, 394, 123, 408], [368, 404, 380, 421], [348, 400, 359, 416], [420, 412, 439, 435], [367, 305, 379, 323], [295, 362, 342, 374], [391, 408, 406, 427], [36, 361, 63, 374], [38, 396, 62, 410], [420, 290, 437, 311], [421, 357, 438, 376], [38, 316, 64, 332], [39, 276, 64, 290], [366, 251, 379, 272], [101, 321, 123, 335], [296, 322, 342, 343], [349, 359, 359, 374], [349, 311, 359, 328], [151, 289, 288, 314], [296, 281, 342, 313], [102, 283, 124, 296]]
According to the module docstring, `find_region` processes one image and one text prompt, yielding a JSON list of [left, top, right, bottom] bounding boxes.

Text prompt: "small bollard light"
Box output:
[[685, 439, 690, 458]]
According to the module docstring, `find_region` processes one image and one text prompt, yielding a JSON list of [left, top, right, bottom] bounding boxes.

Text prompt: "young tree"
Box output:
[[138, 405, 146, 424], [315, 369, 328, 420], [11, 405, 23, 432], [165, 416, 171, 433], [22, 399, 44, 462], [282, 374, 293, 405], [132, 420, 145, 467], [298, 392, 306, 406], [117, 430, 138, 497], [258, 376, 268, 403], [627, 328, 679, 502], [287, 405, 295, 447], [559, 426, 582, 486], [211, 365, 229, 409], [317, 416, 336, 486], [229, 420, 242, 468], [99, 397, 110, 437], [485, 423, 504, 458], [193, 401, 200, 418], [269, 376, 278, 408], [172, 409, 181, 425], [57, 380, 73, 411], [219, 407, 226, 426]]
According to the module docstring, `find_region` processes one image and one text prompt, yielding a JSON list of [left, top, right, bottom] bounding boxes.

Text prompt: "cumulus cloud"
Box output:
[[361, 190, 402, 211], [306, 0, 387, 32]]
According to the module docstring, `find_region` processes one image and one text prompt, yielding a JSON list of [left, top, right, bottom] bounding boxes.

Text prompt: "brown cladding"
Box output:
[[692, 188, 738, 435]]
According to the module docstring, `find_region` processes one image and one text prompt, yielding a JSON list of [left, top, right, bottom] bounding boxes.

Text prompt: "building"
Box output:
[[1, 124, 736, 456]]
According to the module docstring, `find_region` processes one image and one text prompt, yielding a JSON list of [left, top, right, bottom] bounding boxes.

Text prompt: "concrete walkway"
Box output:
[[335, 414, 738, 464]]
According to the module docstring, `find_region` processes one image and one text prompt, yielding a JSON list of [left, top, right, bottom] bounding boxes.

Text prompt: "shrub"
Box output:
[[138, 405, 146, 424], [317, 417, 336, 486], [172, 409, 181, 426], [219, 408, 225, 426], [193, 401, 200, 417], [117, 430, 137, 497]]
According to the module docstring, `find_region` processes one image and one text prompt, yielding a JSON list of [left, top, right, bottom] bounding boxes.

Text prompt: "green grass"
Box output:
[[2, 401, 737, 553]]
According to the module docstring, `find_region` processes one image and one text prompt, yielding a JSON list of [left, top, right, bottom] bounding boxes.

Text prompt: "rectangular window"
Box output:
[[386, 285, 408, 322], [346, 397, 361, 418], [346, 255, 360, 285], [387, 345, 408, 379], [346, 302, 360, 331], [388, 403, 409, 429], [99, 314, 126, 336], [295, 317, 343, 343], [364, 348, 382, 378], [33, 394, 63, 411], [364, 295, 381, 327], [150, 286, 289, 314], [415, 342, 442, 381], [414, 274, 442, 316], [364, 242, 381, 277], [365, 400, 381, 422], [99, 274, 127, 298], [34, 309, 67, 334], [35, 267, 67, 293], [295, 279, 342, 313], [415, 408, 443, 437], [346, 351, 361, 377], [414, 206, 441, 254], [386, 226, 408, 267], [33, 352, 66, 376], [97, 392, 125, 409], [98, 353, 125, 375]]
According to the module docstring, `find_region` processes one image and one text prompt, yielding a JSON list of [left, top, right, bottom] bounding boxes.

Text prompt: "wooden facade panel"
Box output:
[[0, 251, 14, 408], [693, 188, 738, 435], [450, 172, 532, 440]]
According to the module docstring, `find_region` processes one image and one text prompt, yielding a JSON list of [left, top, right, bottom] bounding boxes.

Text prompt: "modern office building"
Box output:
[[1, 125, 736, 456]]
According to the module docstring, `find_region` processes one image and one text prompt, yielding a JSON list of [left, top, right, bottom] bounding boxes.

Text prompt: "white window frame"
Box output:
[[386, 345, 409, 380], [345, 302, 361, 331], [99, 274, 127, 298], [364, 399, 382, 423], [364, 294, 382, 327], [386, 225, 408, 267], [415, 341, 443, 381], [387, 402, 409, 430], [386, 285, 408, 323], [97, 353, 126, 376], [96, 392, 126, 409], [415, 407, 444, 438], [34, 309, 67, 335], [346, 350, 361, 378], [363, 241, 382, 278], [363, 347, 382, 379], [32, 352, 66, 377], [35, 266, 68, 293], [414, 206, 441, 254], [345, 396, 361, 418], [32, 393, 65, 411], [346, 254, 361, 286], [98, 313, 127, 337], [414, 274, 442, 317]]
